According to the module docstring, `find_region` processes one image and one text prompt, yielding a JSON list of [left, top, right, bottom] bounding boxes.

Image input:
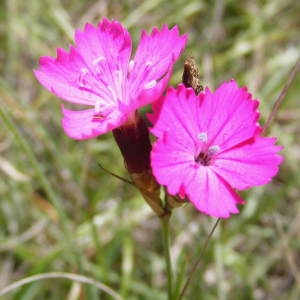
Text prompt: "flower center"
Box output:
[[77, 56, 123, 119], [196, 151, 211, 166], [195, 132, 220, 166]]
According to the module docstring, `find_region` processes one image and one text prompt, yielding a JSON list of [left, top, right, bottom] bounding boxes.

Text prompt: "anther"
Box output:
[[144, 80, 157, 90], [208, 145, 220, 155], [92, 56, 106, 66], [128, 60, 135, 73], [78, 68, 89, 88], [198, 132, 208, 143]]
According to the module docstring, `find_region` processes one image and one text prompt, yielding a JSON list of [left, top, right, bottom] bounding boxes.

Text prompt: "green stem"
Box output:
[[161, 214, 173, 300]]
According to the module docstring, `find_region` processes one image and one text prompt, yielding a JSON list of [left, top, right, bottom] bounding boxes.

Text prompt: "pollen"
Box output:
[[144, 80, 157, 90], [198, 132, 208, 143], [208, 145, 220, 155], [128, 60, 135, 73]]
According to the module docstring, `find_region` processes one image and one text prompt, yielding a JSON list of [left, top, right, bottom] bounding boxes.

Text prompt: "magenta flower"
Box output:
[[34, 19, 187, 139], [149, 81, 282, 218]]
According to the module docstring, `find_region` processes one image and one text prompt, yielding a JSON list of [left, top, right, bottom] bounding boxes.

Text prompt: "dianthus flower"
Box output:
[[34, 18, 187, 140], [150, 81, 283, 218]]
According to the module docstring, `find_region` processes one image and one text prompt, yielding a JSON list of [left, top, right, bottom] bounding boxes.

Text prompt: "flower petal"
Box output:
[[150, 85, 201, 144], [34, 47, 99, 106], [75, 19, 132, 75], [74, 19, 132, 104], [151, 136, 243, 218], [61, 105, 127, 140], [200, 80, 260, 151], [183, 167, 243, 218], [211, 136, 283, 189], [130, 65, 173, 112], [129, 25, 187, 105], [150, 84, 282, 218], [34, 19, 132, 107], [151, 133, 195, 195]]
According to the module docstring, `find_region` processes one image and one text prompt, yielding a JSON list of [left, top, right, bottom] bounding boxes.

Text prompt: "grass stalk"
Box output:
[[178, 218, 221, 300], [0, 104, 82, 270]]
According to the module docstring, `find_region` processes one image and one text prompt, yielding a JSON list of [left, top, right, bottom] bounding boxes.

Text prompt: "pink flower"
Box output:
[[34, 19, 187, 140], [149, 81, 283, 218]]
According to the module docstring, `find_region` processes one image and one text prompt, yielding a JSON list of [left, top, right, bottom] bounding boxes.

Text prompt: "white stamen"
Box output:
[[114, 70, 123, 84], [128, 60, 135, 73], [92, 56, 106, 75], [208, 145, 220, 155], [198, 132, 208, 142], [108, 85, 118, 102], [94, 99, 101, 113], [92, 56, 106, 66], [144, 80, 157, 90], [78, 68, 89, 87]]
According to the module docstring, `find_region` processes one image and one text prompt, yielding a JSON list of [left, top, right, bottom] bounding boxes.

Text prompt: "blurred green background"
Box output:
[[0, 0, 300, 299]]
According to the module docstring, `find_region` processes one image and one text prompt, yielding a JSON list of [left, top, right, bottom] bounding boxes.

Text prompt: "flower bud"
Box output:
[[113, 113, 168, 217]]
